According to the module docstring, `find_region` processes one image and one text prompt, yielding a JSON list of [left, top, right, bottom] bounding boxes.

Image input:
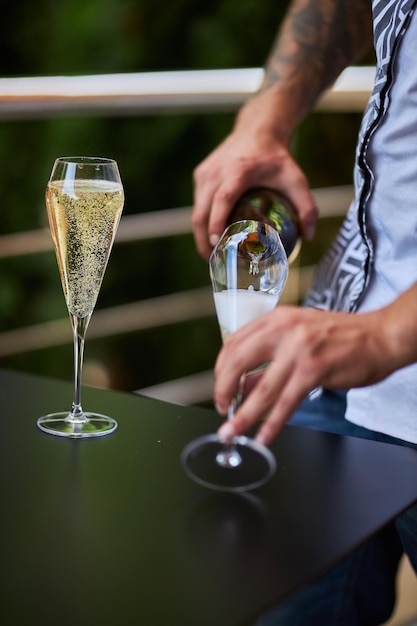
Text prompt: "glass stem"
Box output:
[[228, 374, 245, 420], [69, 313, 92, 422], [216, 375, 246, 469]]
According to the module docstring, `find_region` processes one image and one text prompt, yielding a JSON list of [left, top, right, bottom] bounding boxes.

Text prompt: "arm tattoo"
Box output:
[[260, 0, 372, 95]]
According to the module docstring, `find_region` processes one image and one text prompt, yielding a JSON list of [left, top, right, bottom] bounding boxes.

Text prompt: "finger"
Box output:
[[216, 353, 292, 443], [191, 207, 211, 260], [254, 376, 312, 446], [254, 349, 322, 446], [285, 184, 318, 241], [272, 166, 318, 241], [207, 183, 245, 249], [214, 333, 273, 415], [192, 175, 220, 259], [213, 308, 290, 414]]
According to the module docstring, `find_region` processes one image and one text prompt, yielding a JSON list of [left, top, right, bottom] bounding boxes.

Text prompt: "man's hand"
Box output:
[[214, 291, 417, 446], [192, 93, 318, 259]]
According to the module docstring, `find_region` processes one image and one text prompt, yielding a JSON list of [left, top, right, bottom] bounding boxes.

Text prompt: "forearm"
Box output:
[[383, 282, 417, 371], [236, 0, 373, 144]]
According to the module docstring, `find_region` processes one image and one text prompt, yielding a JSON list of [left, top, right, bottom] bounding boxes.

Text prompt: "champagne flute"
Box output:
[[181, 220, 288, 491], [37, 156, 124, 438]]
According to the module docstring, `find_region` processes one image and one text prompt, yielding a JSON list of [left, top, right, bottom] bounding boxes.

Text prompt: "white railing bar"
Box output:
[[137, 370, 215, 405], [0, 266, 311, 358], [315, 65, 375, 112], [0, 66, 374, 119], [0, 287, 214, 357], [311, 185, 353, 217], [0, 185, 353, 260], [0, 207, 192, 259]]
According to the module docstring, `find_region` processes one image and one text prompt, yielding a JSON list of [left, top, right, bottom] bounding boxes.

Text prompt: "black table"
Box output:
[[1, 368, 417, 626]]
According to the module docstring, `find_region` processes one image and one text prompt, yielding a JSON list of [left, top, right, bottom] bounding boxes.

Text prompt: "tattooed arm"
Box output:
[[192, 0, 373, 258], [259, 0, 372, 136]]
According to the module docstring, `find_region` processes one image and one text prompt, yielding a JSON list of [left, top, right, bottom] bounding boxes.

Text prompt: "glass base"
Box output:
[[37, 411, 117, 439], [181, 433, 276, 492]]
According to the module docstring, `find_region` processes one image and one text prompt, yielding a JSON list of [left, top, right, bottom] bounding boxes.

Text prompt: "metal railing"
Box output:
[[0, 66, 374, 118], [0, 67, 370, 402]]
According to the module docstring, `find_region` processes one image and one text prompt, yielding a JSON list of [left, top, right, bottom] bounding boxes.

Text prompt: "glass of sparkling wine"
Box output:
[[37, 156, 124, 438], [181, 220, 289, 491]]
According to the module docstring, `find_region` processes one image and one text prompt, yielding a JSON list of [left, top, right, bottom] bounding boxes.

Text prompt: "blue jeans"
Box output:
[[256, 390, 417, 626]]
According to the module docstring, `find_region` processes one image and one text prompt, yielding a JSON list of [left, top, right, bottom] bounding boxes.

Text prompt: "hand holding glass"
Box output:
[[37, 156, 124, 438], [181, 220, 288, 491]]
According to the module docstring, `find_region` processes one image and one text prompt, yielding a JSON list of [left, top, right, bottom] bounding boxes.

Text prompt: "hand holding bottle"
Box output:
[[191, 91, 319, 260]]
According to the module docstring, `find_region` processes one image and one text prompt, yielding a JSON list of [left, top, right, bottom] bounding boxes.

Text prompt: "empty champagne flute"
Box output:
[[181, 220, 288, 491], [37, 156, 124, 438]]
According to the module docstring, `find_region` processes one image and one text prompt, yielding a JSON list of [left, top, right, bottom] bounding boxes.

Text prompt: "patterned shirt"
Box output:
[[305, 0, 417, 312], [304, 0, 417, 443]]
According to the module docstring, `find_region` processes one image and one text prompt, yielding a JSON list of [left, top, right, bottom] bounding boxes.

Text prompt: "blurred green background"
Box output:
[[0, 0, 364, 395]]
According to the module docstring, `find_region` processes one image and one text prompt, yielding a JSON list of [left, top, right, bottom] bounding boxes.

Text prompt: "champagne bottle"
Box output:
[[229, 188, 301, 262]]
